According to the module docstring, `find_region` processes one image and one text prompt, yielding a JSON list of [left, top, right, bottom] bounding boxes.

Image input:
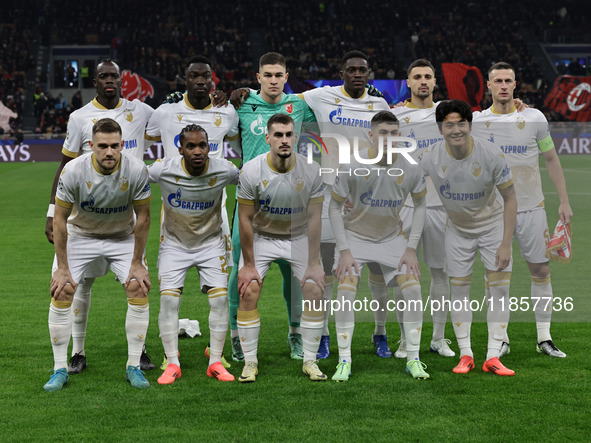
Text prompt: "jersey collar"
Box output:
[[266, 153, 295, 173], [404, 99, 435, 109], [341, 86, 366, 99], [184, 93, 213, 110], [181, 157, 210, 176], [445, 136, 474, 160], [92, 98, 122, 110], [490, 104, 516, 114], [91, 153, 121, 175]]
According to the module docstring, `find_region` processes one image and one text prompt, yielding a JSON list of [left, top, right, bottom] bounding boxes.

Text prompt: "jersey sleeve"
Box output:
[[62, 116, 83, 158], [225, 106, 240, 141], [410, 167, 427, 199], [330, 168, 350, 203], [236, 166, 255, 205], [309, 169, 325, 204], [55, 165, 77, 208], [133, 164, 152, 206], [147, 158, 165, 183], [493, 152, 514, 191], [224, 160, 240, 185], [533, 111, 554, 153], [145, 106, 164, 141]]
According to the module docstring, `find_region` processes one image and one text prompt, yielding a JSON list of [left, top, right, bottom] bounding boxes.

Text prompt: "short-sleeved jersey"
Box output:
[[236, 91, 316, 163], [472, 106, 553, 212], [148, 156, 239, 249], [55, 152, 151, 238], [63, 98, 153, 160], [237, 152, 325, 239], [332, 148, 426, 242], [145, 94, 239, 160], [392, 100, 444, 207], [421, 137, 513, 238], [302, 86, 390, 182]]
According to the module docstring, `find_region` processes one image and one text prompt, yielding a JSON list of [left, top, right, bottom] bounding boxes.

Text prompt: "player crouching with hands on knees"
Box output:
[[45, 118, 152, 391], [236, 113, 327, 383], [329, 111, 430, 381]]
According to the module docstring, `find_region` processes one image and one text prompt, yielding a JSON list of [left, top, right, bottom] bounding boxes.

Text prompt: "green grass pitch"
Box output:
[[0, 155, 589, 441]]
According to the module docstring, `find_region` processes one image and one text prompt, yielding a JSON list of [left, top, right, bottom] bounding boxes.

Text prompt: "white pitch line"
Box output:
[[540, 167, 590, 173], [544, 192, 591, 196]]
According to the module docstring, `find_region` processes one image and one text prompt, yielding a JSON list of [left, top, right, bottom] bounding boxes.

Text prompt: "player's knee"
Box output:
[[303, 281, 323, 302], [125, 280, 146, 299], [54, 283, 76, 303]]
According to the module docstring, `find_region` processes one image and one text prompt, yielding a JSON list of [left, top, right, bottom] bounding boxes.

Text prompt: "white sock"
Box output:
[[532, 275, 553, 343], [71, 277, 94, 356], [208, 288, 229, 365], [231, 328, 239, 339], [126, 298, 149, 368], [289, 326, 302, 335], [237, 309, 260, 364], [398, 275, 423, 362], [322, 275, 335, 336], [450, 276, 473, 358], [369, 272, 388, 336], [159, 290, 181, 367], [486, 272, 511, 360], [301, 302, 324, 361], [48, 300, 72, 370], [429, 268, 449, 342], [394, 286, 405, 340], [335, 276, 357, 363]]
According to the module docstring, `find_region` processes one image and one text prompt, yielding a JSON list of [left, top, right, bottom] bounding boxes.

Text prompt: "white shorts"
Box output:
[[444, 224, 513, 277], [334, 232, 409, 286], [401, 205, 446, 269], [52, 254, 109, 279], [158, 235, 228, 292], [58, 234, 139, 285], [514, 207, 550, 264], [239, 234, 314, 282]]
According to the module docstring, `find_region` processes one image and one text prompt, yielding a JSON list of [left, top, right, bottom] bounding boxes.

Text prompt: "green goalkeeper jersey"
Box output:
[[236, 90, 316, 163]]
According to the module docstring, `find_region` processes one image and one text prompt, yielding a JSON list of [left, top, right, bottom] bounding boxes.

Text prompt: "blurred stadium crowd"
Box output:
[[1, 0, 588, 139]]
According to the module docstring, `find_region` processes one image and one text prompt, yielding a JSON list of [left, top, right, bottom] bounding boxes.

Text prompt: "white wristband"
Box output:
[[47, 204, 55, 218]]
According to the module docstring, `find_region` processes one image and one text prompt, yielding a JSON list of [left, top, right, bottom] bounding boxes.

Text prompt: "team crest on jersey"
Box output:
[[284, 103, 293, 114], [86, 181, 92, 190], [177, 114, 184, 122], [119, 176, 129, 192], [208, 177, 218, 187], [335, 98, 341, 104], [403, 117, 410, 124], [125, 112, 133, 122], [471, 161, 482, 177], [516, 116, 526, 130], [485, 121, 491, 128], [262, 179, 269, 189], [367, 103, 373, 110], [213, 112, 222, 127], [396, 172, 404, 185], [92, 118, 98, 124], [294, 176, 304, 192]]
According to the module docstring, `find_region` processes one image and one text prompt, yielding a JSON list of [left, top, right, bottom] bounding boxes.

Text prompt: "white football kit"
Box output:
[[148, 156, 239, 290], [421, 137, 514, 276], [473, 106, 554, 263], [55, 152, 151, 283], [237, 152, 324, 280], [63, 98, 153, 160], [331, 149, 426, 284]]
